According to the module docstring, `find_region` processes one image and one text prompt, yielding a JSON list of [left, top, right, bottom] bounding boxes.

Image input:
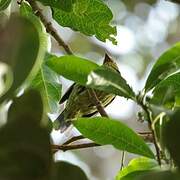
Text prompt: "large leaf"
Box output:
[[73, 117, 154, 158], [36, 0, 76, 11], [46, 55, 99, 85], [47, 55, 135, 100], [0, 90, 52, 180], [0, 0, 11, 11], [116, 157, 158, 180], [136, 171, 180, 180], [87, 67, 136, 100], [51, 161, 88, 180], [20, 1, 49, 81], [7, 90, 43, 124], [52, 0, 117, 44], [0, 16, 40, 103], [145, 42, 180, 91], [163, 109, 180, 168], [31, 54, 61, 113], [150, 72, 180, 108]]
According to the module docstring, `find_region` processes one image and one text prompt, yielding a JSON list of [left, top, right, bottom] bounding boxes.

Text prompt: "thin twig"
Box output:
[[52, 143, 100, 152], [26, 0, 73, 55], [87, 89, 108, 117], [63, 135, 85, 145]]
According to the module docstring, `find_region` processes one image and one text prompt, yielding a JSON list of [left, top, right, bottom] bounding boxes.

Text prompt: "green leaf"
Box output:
[[52, 161, 88, 180], [7, 89, 43, 124], [87, 67, 136, 100], [20, 2, 49, 81], [52, 0, 117, 44], [0, 16, 40, 103], [0, 0, 11, 11], [150, 72, 180, 108], [31, 54, 61, 113], [136, 171, 180, 180], [46, 55, 99, 85], [36, 0, 76, 11], [73, 117, 155, 158], [0, 90, 52, 179], [116, 157, 158, 180], [163, 109, 180, 168], [145, 42, 180, 91]]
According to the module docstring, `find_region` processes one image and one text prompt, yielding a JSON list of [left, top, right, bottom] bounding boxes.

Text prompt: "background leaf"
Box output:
[[0, 16, 40, 103], [116, 157, 158, 180], [73, 117, 154, 158], [52, 0, 117, 44], [31, 54, 61, 113], [46, 55, 99, 85], [145, 42, 180, 91], [51, 161, 88, 180], [150, 72, 180, 108], [87, 67, 136, 100], [0, 90, 52, 180], [0, 0, 11, 11], [163, 109, 180, 168], [20, 1, 49, 81], [7, 90, 43, 124]]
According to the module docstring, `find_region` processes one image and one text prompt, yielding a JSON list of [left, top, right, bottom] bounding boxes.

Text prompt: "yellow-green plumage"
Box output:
[[54, 54, 119, 132]]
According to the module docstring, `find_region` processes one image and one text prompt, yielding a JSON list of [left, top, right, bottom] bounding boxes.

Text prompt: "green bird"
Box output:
[[54, 54, 119, 132]]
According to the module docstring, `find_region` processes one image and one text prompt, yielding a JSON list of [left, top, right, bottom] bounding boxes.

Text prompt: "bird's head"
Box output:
[[103, 54, 119, 73]]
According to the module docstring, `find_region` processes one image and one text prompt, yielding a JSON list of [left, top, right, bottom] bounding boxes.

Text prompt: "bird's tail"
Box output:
[[53, 110, 71, 133]]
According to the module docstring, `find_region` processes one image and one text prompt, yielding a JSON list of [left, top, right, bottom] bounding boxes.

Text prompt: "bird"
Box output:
[[54, 54, 119, 132]]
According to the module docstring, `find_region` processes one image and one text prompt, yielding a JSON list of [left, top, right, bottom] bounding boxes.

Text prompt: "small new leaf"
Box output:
[[116, 157, 158, 180]]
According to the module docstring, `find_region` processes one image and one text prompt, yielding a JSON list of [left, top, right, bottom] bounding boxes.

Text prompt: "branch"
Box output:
[[52, 143, 100, 152], [87, 89, 108, 117], [52, 131, 153, 152], [26, 0, 73, 55], [63, 135, 85, 145]]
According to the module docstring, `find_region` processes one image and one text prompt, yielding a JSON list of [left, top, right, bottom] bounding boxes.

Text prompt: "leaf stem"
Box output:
[[137, 93, 161, 165]]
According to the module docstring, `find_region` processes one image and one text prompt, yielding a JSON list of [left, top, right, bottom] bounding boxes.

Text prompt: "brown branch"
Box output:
[[63, 135, 85, 145], [87, 89, 108, 117], [26, 0, 73, 55], [52, 131, 153, 152], [52, 143, 100, 152]]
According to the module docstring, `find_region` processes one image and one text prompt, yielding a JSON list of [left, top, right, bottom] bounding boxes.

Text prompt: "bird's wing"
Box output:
[[59, 83, 75, 104], [82, 95, 116, 117]]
